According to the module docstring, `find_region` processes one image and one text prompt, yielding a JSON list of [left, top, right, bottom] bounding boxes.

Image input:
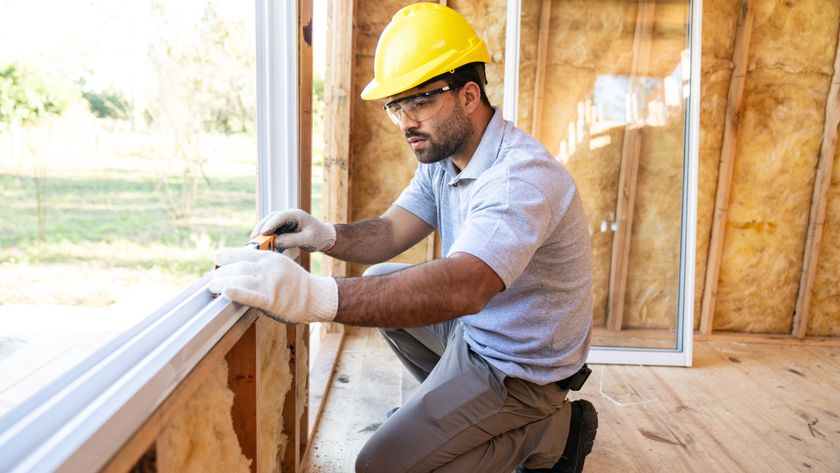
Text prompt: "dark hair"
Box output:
[[417, 62, 491, 107]]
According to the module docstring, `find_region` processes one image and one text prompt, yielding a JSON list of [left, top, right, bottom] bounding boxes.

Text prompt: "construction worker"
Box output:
[[210, 3, 597, 472]]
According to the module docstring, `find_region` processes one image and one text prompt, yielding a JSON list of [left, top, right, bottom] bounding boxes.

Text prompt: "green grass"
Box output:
[[1, 172, 254, 245], [0, 157, 330, 305], [0, 96, 328, 304], [0, 162, 262, 305], [0, 170, 256, 270]]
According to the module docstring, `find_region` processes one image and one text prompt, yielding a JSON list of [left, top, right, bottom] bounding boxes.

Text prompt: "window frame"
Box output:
[[0, 0, 301, 470]]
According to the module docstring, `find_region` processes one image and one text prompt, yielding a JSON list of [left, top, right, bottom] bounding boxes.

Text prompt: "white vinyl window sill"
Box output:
[[0, 277, 248, 472]]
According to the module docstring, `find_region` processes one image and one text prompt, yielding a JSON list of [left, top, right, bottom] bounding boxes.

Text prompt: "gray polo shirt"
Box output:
[[394, 108, 592, 385]]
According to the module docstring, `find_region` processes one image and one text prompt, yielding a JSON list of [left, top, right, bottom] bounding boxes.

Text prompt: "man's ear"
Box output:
[[461, 81, 482, 114]]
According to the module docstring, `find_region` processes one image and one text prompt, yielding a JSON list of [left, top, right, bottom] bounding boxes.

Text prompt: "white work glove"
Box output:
[[209, 247, 338, 324], [251, 209, 336, 253]]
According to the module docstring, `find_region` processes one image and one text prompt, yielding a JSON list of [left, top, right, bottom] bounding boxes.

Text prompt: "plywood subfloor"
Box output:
[[302, 328, 840, 473]]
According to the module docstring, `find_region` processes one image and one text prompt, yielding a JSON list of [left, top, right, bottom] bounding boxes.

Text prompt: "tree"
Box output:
[[144, 0, 256, 221], [81, 88, 131, 121], [0, 64, 70, 129], [0, 64, 73, 241]]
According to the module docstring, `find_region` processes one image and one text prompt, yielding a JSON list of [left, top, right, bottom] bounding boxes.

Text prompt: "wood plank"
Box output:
[[307, 331, 346, 442], [699, 0, 755, 335], [606, 0, 655, 332], [792, 25, 840, 338], [530, 0, 551, 138], [606, 125, 643, 331], [423, 232, 441, 262], [280, 2, 314, 472], [226, 322, 257, 472], [324, 0, 355, 279], [100, 311, 258, 473], [696, 330, 840, 347], [282, 324, 309, 473]]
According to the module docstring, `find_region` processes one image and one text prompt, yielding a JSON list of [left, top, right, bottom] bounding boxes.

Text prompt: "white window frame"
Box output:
[[0, 0, 299, 470], [503, 0, 702, 367]]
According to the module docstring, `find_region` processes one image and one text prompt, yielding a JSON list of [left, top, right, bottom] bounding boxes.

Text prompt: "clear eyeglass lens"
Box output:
[[385, 90, 446, 125]]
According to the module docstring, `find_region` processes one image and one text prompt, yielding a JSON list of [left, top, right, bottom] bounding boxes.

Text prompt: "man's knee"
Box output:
[[362, 262, 412, 278]]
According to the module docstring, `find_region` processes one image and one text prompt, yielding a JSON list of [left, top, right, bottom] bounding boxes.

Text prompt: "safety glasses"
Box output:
[[383, 85, 453, 125]]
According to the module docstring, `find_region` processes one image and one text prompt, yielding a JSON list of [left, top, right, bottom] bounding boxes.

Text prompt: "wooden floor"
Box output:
[[303, 328, 840, 473]]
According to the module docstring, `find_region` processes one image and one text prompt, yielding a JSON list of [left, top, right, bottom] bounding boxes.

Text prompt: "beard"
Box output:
[[405, 105, 474, 164]]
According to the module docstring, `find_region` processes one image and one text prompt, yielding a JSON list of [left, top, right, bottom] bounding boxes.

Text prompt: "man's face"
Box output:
[[386, 81, 474, 164]]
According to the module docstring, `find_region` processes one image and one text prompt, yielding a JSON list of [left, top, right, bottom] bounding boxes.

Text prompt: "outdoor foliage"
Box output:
[[0, 63, 75, 241], [0, 63, 72, 129], [143, 0, 256, 221], [81, 88, 130, 121]]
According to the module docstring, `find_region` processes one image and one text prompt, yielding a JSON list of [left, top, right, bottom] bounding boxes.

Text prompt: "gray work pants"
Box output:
[[355, 263, 572, 473]]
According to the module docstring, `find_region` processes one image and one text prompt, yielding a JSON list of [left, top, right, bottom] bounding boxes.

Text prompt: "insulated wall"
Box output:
[[156, 318, 292, 472], [711, 0, 840, 333]]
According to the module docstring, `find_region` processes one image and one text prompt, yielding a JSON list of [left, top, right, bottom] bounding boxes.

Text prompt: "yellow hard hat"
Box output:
[[360, 2, 491, 101]]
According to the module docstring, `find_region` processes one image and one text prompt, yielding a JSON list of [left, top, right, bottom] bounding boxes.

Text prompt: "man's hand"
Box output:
[[251, 209, 336, 253], [209, 248, 338, 324]]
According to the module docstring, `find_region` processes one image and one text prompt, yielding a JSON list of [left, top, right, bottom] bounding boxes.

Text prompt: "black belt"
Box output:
[[556, 364, 591, 391]]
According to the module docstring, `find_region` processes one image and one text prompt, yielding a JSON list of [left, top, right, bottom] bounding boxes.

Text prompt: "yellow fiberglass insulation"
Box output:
[[694, 0, 740, 327], [157, 360, 251, 473], [257, 317, 293, 473], [624, 125, 684, 329], [157, 317, 292, 473], [713, 0, 840, 333], [563, 125, 623, 327]]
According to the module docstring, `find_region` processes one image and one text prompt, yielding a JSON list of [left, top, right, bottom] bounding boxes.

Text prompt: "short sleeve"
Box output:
[[394, 165, 438, 228], [449, 177, 554, 288]]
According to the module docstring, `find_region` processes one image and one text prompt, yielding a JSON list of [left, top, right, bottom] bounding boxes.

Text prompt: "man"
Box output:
[[210, 3, 597, 472]]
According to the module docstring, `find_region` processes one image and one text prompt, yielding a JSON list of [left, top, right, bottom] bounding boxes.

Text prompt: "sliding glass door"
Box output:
[[504, 0, 700, 365]]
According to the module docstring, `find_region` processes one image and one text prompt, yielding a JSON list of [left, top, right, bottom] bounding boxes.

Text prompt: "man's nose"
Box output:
[[398, 112, 420, 132]]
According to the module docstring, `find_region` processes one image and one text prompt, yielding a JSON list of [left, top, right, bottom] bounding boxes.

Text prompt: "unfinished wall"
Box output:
[[156, 319, 292, 472], [695, 0, 741, 328], [256, 318, 294, 473], [335, 0, 840, 337], [712, 0, 840, 333], [157, 360, 252, 473]]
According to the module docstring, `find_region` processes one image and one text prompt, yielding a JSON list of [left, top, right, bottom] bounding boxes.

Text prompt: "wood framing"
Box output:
[[792, 25, 840, 338], [282, 1, 313, 471], [306, 331, 346, 440], [606, 0, 655, 331], [607, 125, 643, 330], [699, 0, 754, 335], [530, 0, 551, 138], [226, 322, 258, 472], [695, 331, 840, 347], [324, 0, 355, 279]]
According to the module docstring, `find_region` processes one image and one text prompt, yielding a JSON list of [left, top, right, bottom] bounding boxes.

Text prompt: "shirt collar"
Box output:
[[438, 107, 506, 186]]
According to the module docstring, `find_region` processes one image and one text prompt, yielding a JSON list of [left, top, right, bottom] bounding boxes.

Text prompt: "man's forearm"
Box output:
[[327, 218, 400, 263], [333, 255, 503, 327]]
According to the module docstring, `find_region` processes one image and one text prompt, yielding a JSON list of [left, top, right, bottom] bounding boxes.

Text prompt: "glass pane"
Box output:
[[0, 0, 256, 415], [518, 0, 691, 349]]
